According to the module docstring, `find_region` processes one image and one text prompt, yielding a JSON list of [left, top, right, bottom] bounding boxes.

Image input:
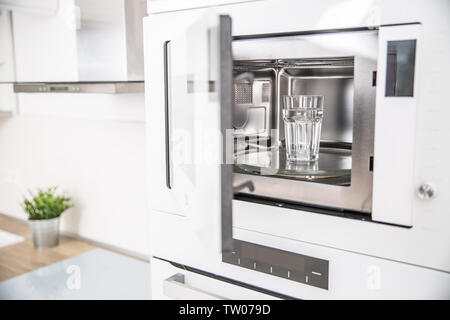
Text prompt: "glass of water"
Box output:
[[282, 95, 324, 162]]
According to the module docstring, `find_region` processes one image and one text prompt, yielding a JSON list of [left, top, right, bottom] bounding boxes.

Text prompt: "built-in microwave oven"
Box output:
[[145, 0, 449, 297]]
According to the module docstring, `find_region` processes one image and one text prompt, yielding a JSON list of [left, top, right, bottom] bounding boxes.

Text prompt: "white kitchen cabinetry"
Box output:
[[4, 0, 146, 83], [151, 258, 279, 300], [0, 8, 15, 114], [147, 0, 262, 14], [0, 0, 58, 15]]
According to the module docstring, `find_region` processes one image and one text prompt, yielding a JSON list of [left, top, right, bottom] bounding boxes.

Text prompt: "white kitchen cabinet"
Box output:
[[0, 0, 58, 15], [4, 0, 146, 83], [0, 9, 15, 114], [151, 257, 279, 300], [11, 1, 79, 82], [0, 8, 14, 82], [147, 0, 263, 14]]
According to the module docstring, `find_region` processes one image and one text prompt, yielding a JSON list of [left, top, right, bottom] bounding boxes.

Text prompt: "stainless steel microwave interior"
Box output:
[[231, 30, 378, 214]]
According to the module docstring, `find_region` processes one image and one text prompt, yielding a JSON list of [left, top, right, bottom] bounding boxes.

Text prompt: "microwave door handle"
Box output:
[[164, 41, 172, 189], [163, 274, 228, 300]]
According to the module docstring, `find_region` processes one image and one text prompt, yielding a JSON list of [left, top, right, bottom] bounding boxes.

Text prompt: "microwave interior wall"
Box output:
[[231, 30, 378, 215]]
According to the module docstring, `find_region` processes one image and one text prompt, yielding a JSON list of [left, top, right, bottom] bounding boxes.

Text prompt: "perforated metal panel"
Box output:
[[234, 83, 253, 104]]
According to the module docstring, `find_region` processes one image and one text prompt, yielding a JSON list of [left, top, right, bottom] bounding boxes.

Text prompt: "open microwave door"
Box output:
[[146, 12, 233, 260]]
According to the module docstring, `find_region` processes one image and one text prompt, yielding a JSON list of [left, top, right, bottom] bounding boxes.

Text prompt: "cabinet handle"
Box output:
[[164, 40, 172, 189], [163, 273, 228, 300]]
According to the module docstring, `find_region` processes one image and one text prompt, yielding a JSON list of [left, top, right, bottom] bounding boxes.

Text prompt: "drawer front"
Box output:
[[151, 257, 280, 300]]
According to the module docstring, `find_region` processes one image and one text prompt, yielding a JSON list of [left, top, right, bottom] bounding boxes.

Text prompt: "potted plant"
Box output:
[[22, 187, 72, 249]]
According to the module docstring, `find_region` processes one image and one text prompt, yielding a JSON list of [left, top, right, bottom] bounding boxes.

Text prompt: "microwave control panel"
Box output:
[[223, 240, 329, 290]]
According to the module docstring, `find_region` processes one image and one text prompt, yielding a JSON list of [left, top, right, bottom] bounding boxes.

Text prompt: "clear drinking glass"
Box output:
[[282, 95, 324, 162]]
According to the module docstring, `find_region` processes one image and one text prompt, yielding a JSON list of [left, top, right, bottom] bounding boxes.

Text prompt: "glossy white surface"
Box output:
[[16, 92, 145, 122], [0, 9, 15, 82], [0, 229, 24, 248], [151, 257, 279, 300], [372, 24, 421, 227], [11, 1, 78, 82], [0, 248, 151, 299], [5, 0, 143, 82], [147, 0, 262, 14], [151, 209, 450, 299], [0, 0, 59, 15]]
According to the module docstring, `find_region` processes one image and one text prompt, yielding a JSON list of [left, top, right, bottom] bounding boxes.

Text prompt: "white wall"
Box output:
[[0, 93, 149, 257]]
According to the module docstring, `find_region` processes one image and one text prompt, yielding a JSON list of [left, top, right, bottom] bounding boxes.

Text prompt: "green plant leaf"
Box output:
[[22, 186, 73, 220]]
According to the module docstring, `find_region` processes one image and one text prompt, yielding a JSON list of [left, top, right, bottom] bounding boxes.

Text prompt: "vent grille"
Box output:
[[234, 83, 253, 104]]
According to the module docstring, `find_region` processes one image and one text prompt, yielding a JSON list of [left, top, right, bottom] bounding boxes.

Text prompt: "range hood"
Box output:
[[0, 0, 147, 93], [13, 81, 144, 94]]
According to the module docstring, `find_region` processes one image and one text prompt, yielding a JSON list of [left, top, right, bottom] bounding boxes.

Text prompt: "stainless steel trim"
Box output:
[[220, 15, 234, 254], [223, 240, 329, 290], [13, 82, 144, 94], [163, 273, 227, 300]]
